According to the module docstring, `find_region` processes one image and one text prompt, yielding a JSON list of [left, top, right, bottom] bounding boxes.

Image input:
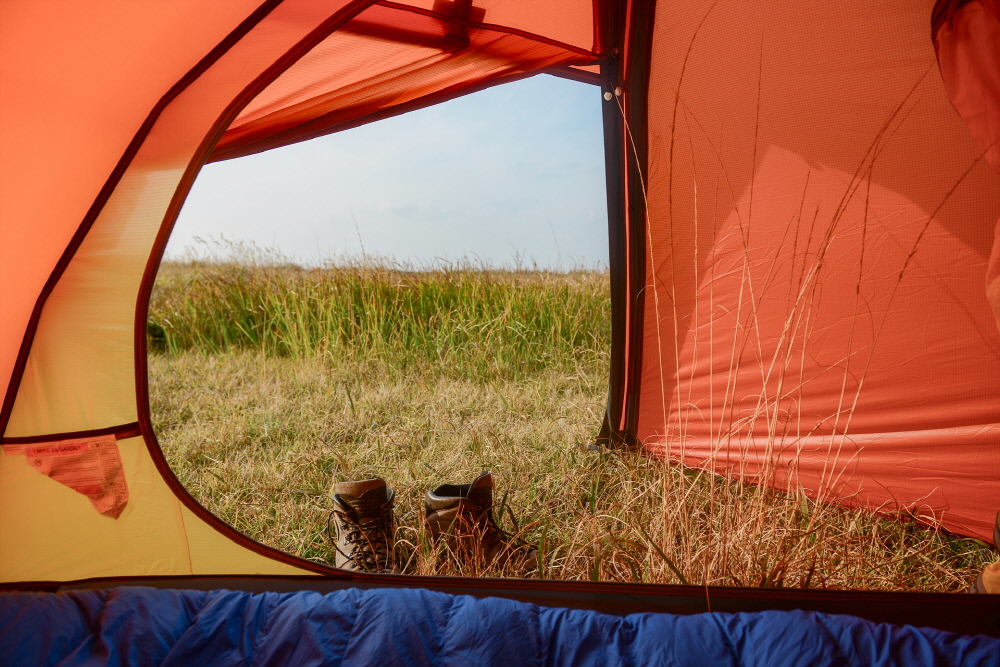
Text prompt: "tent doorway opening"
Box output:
[[145, 67, 998, 588], [147, 75, 614, 577]]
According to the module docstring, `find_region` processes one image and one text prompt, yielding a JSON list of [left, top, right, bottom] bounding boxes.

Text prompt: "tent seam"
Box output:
[[376, 0, 597, 57], [0, 0, 285, 439]]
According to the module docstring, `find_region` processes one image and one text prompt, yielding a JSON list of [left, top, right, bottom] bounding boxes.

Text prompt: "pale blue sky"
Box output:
[[167, 75, 608, 270]]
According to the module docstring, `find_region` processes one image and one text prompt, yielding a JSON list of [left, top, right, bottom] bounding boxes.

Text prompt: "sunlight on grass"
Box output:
[[148, 253, 994, 590]]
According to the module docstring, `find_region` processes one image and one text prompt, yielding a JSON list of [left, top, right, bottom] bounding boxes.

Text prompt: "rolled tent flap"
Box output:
[[209, 0, 597, 162], [636, 0, 1000, 541], [934, 0, 1000, 173], [934, 0, 1000, 335]]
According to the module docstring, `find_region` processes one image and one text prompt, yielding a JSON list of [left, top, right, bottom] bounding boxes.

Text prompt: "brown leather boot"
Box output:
[[968, 561, 1000, 594], [424, 471, 537, 574], [967, 511, 1000, 593], [994, 510, 999, 550], [329, 477, 397, 573]]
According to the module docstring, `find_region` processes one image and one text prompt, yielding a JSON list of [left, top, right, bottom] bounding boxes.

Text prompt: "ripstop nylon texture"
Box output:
[[636, 0, 1000, 540]]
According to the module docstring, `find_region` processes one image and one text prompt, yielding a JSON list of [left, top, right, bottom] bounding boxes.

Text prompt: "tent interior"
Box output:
[[2, 0, 1000, 638]]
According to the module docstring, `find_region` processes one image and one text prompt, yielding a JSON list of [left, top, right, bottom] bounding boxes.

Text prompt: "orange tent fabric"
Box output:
[[630, 0, 1000, 540], [935, 0, 1000, 332], [210, 0, 597, 161]]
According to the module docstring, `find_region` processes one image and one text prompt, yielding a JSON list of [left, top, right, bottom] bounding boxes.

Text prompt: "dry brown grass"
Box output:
[[148, 261, 994, 591]]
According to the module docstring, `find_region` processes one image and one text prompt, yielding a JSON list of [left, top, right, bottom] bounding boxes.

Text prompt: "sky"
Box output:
[[166, 74, 608, 271]]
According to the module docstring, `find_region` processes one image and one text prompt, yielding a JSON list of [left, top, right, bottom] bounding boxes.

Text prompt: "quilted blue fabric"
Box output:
[[2, 586, 998, 666]]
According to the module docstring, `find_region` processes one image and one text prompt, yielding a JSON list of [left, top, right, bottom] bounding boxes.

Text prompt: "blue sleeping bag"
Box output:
[[2, 586, 998, 666]]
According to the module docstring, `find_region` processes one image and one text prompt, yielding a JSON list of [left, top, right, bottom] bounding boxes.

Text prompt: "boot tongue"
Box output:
[[334, 478, 389, 507], [467, 471, 493, 507]]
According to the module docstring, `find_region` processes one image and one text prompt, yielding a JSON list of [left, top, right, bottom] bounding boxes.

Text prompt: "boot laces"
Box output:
[[449, 503, 512, 557], [330, 504, 393, 572], [478, 510, 509, 553]]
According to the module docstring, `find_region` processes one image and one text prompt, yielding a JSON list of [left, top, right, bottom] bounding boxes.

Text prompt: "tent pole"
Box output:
[[598, 0, 656, 449], [598, 47, 627, 445]]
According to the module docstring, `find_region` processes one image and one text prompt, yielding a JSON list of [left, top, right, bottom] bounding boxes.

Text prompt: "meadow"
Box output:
[[148, 257, 994, 590]]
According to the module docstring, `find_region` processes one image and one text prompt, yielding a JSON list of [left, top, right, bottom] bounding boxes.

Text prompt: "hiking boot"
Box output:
[[424, 471, 537, 574], [968, 561, 1000, 594], [994, 510, 1000, 550], [967, 511, 1000, 593], [329, 477, 397, 573]]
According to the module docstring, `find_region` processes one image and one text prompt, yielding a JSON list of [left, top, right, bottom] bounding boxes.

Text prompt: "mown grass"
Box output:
[[148, 257, 994, 590]]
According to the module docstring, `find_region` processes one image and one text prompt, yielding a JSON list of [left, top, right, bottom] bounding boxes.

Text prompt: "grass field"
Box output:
[[148, 258, 994, 590]]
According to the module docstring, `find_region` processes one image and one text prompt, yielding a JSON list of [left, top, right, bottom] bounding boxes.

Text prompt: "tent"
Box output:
[[2, 0, 1000, 642]]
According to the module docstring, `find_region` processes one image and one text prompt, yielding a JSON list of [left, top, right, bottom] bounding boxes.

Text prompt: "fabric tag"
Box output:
[[3, 435, 129, 519]]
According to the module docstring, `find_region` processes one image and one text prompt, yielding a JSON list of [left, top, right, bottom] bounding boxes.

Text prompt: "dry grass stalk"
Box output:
[[149, 258, 993, 591]]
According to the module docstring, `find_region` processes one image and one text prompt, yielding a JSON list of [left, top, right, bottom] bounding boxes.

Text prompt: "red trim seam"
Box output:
[[0, 0, 285, 440]]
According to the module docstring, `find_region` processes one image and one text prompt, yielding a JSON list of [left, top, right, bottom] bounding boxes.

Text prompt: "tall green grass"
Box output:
[[151, 260, 609, 383]]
